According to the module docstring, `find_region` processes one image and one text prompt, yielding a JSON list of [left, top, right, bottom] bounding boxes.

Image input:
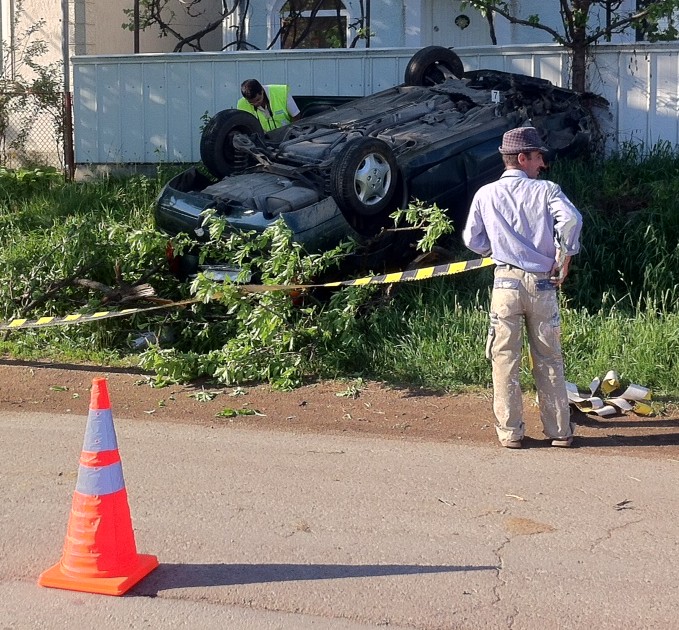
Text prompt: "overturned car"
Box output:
[[155, 46, 606, 276]]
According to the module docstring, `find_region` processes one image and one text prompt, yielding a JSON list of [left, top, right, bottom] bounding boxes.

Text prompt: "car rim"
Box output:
[[425, 61, 456, 84], [354, 153, 392, 205]]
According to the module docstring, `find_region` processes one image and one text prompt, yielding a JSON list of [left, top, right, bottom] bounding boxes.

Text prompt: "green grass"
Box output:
[[326, 280, 679, 398], [0, 147, 678, 398], [561, 304, 679, 393], [0, 167, 183, 363], [552, 142, 679, 312], [333, 279, 493, 390]]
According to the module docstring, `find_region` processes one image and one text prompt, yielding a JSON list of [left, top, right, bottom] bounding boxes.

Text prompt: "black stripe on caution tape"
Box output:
[[0, 299, 200, 331], [0, 257, 494, 331], [236, 256, 494, 292], [323, 256, 493, 288]]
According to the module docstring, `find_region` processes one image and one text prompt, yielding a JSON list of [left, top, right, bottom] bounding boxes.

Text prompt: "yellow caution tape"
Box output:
[[0, 256, 494, 331]]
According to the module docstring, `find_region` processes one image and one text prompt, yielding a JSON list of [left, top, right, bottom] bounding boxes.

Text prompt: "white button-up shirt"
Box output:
[[462, 169, 582, 273]]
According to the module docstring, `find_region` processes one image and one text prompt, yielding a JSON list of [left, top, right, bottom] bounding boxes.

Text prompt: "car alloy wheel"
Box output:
[[330, 137, 399, 225]]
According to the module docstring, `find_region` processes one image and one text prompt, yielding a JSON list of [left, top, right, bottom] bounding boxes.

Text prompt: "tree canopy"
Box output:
[[463, 1, 679, 91]]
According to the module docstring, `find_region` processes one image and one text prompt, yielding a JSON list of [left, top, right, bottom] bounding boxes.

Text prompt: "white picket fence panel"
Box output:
[[71, 42, 679, 165]]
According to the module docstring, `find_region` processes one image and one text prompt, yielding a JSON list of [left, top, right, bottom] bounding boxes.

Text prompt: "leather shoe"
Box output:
[[501, 439, 523, 449]]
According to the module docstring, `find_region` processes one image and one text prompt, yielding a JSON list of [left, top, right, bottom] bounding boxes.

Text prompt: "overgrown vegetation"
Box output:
[[551, 141, 679, 313], [0, 144, 677, 398], [463, 1, 679, 91]]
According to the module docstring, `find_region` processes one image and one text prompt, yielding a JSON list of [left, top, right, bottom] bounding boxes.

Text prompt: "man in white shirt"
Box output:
[[463, 126, 582, 449]]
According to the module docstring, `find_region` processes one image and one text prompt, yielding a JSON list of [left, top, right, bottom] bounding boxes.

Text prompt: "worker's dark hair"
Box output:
[[241, 79, 264, 100]]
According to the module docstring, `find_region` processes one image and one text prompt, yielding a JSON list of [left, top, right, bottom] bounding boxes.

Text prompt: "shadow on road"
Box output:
[[576, 416, 679, 429], [0, 358, 149, 375], [574, 433, 679, 448], [134, 562, 498, 594], [521, 433, 679, 449]]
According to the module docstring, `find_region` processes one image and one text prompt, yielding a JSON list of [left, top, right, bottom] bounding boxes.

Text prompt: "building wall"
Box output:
[[89, 1, 223, 55], [3, 0, 644, 64]]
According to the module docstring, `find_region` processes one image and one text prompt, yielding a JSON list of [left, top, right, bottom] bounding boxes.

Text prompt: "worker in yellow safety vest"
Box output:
[[237, 79, 301, 131]]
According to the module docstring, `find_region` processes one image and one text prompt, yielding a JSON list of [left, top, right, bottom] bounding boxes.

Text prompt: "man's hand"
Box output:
[[550, 255, 571, 287]]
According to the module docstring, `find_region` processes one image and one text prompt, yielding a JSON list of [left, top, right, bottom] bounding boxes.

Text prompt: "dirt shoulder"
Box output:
[[1, 360, 677, 460]]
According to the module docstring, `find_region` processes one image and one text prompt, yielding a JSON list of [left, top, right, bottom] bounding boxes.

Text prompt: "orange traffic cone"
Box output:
[[38, 377, 158, 596]]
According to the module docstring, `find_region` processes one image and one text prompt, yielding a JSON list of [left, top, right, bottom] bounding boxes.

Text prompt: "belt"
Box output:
[[496, 263, 523, 270], [496, 264, 553, 278]]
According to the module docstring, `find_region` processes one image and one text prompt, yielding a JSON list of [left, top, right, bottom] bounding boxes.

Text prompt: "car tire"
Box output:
[[404, 46, 465, 86], [200, 109, 264, 179], [330, 138, 398, 231]]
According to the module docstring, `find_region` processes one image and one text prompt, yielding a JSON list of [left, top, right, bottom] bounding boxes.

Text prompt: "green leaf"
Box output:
[[189, 389, 218, 402], [215, 407, 264, 418]]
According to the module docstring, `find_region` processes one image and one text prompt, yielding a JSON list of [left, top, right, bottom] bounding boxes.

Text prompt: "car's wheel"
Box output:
[[330, 138, 398, 230], [404, 46, 465, 86], [200, 109, 264, 179]]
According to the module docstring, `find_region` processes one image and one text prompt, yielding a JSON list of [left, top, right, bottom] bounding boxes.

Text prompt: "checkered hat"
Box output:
[[498, 126, 548, 155]]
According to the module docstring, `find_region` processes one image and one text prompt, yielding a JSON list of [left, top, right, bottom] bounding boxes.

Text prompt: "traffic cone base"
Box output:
[[38, 554, 159, 596]]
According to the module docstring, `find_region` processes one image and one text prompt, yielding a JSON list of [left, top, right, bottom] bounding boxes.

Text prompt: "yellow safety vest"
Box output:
[[237, 85, 292, 131]]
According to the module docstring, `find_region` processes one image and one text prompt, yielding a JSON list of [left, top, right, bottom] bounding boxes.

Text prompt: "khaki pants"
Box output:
[[487, 267, 573, 443]]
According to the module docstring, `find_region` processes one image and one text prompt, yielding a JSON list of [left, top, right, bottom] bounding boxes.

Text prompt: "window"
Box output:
[[278, 0, 349, 49]]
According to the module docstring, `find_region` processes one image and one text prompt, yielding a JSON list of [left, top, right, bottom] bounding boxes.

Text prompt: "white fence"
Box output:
[[71, 42, 679, 166]]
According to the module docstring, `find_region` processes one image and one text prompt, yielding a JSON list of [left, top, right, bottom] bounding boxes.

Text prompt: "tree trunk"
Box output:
[[569, 11, 589, 93], [570, 42, 587, 92]]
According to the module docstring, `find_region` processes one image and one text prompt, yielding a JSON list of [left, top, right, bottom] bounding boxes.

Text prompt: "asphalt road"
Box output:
[[2, 410, 678, 629]]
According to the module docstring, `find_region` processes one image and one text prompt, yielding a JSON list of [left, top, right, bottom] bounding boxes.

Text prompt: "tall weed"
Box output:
[[551, 142, 679, 312]]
